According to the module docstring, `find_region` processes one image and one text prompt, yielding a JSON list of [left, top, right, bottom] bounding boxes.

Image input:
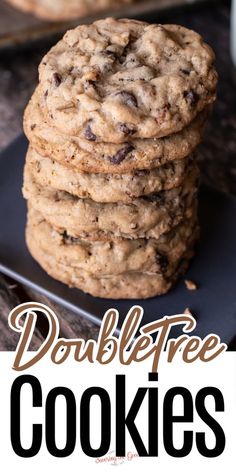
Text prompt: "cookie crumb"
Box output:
[[184, 308, 193, 316], [185, 279, 198, 290]]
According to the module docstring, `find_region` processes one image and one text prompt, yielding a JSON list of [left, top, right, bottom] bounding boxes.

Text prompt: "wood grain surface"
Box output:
[[0, 0, 235, 350]]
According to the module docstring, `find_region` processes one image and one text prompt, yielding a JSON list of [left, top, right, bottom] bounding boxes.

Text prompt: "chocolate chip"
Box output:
[[104, 50, 118, 60], [30, 124, 36, 131], [87, 79, 97, 85], [108, 144, 134, 165], [143, 193, 165, 204], [105, 50, 115, 56], [44, 90, 48, 98], [84, 80, 97, 91], [53, 73, 62, 87], [183, 90, 199, 106], [156, 253, 169, 273], [119, 123, 136, 136], [180, 68, 190, 76], [116, 91, 138, 108], [84, 123, 97, 142], [61, 230, 67, 240], [61, 231, 78, 245]]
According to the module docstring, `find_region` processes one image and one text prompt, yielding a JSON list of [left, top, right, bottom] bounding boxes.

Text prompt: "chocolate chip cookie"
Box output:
[[38, 18, 217, 143], [23, 164, 199, 240], [26, 208, 199, 299], [24, 89, 208, 174], [27, 146, 195, 203]]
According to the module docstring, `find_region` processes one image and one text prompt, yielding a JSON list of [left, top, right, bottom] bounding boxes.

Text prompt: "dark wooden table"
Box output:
[[0, 0, 235, 350]]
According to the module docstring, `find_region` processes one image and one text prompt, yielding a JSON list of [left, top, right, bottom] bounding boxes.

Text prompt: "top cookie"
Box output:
[[38, 18, 217, 143]]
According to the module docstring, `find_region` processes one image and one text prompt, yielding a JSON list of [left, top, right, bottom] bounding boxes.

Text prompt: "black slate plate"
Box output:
[[0, 136, 236, 343]]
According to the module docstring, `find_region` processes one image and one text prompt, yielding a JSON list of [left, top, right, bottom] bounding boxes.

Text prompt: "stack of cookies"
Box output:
[[23, 18, 217, 299]]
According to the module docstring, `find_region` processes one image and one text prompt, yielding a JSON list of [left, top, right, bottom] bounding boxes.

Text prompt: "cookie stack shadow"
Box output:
[[22, 19, 217, 299]]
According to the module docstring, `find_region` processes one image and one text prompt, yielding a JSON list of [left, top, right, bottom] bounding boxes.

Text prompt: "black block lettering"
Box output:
[[11, 375, 42, 458]]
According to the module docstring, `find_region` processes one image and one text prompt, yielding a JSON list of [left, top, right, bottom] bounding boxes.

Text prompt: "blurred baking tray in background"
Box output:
[[0, 0, 213, 49]]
